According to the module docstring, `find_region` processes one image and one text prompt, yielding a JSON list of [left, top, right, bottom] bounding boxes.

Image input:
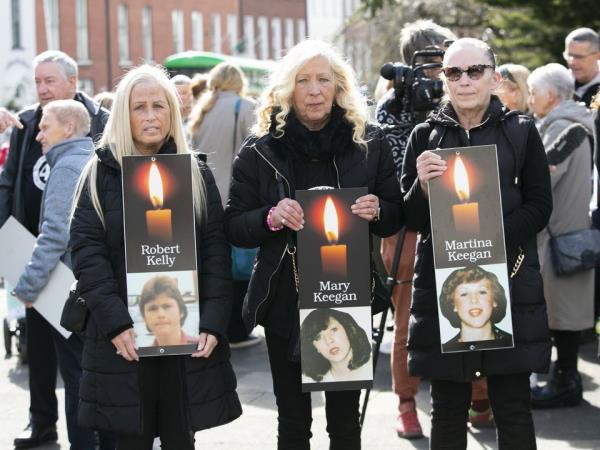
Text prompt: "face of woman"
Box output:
[[497, 82, 522, 111], [313, 317, 351, 363], [443, 46, 501, 114], [452, 279, 495, 330], [143, 293, 182, 337], [130, 80, 171, 155], [528, 86, 556, 119], [292, 56, 335, 131]]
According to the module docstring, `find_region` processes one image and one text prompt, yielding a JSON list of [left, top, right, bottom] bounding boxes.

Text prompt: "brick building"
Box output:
[[35, 0, 306, 94]]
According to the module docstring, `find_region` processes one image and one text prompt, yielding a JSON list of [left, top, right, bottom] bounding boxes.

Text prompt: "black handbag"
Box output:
[[60, 281, 89, 333], [371, 269, 392, 315], [548, 227, 600, 276]]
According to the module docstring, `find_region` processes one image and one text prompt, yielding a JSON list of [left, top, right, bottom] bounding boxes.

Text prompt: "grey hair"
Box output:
[[565, 28, 600, 52], [527, 63, 574, 102], [399, 19, 457, 64], [43, 99, 90, 137], [171, 74, 192, 86], [33, 50, 78, 79], [443, 38, 496, 68]]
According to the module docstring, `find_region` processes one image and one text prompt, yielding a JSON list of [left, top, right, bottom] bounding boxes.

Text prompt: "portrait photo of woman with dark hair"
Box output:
[[300, 308, 372, 383], [438, 265, 513, 353], [138, 275, 198, 347]]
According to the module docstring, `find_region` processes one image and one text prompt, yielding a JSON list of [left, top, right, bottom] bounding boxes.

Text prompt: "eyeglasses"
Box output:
[[442, 64, 495, 82], [499, 67, 516, 84], [562, 51, 597, 61]]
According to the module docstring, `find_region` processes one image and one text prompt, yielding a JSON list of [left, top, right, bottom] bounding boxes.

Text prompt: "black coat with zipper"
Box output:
[[223, 118, 404, 335], [70, 141, 241, 434], [401, 96, 552, 382]]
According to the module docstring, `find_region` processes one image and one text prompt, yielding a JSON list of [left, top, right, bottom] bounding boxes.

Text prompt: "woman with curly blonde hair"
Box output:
[[224, 39, 403, 449]]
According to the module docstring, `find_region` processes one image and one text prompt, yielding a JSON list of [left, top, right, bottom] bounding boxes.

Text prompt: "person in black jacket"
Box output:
[[402, 38, 552, 449], [70, 65, 241, 449], [0, 50, 111, 450], [224, 39, 403, 450]]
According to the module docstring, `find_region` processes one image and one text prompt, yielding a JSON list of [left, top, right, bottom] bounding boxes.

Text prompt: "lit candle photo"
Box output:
[[320, 196, 347, 279], [145, 160, 173, 241], [451, 155, 480, 234]]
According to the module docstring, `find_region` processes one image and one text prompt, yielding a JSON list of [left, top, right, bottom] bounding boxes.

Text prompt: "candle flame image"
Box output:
[[323, 197, 340, 244], [148, 161, 164, 209], [454, 156, 471, 203]]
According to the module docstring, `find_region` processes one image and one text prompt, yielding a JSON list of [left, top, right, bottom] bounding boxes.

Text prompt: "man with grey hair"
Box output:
[[0, 51, 111, 449], [564, 27, 600, 106], [171, 74, 194, 121]]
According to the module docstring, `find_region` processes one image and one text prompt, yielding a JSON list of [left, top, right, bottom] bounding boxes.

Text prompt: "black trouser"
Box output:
[[552, 329, 580, 370], [265, 330, 361, 450], [27, 307, 115, 449], [227, 280, 250, 342], [116, 356, 195, 450], [430, 373, 535, 450]]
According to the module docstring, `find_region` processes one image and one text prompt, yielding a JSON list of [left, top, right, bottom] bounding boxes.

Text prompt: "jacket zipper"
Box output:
[[252, 143, 294, 328]]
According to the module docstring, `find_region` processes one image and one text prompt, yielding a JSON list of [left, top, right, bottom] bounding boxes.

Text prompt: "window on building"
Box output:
[[243, 16, 255, 58], [44, 0, 60, 50], [75, 0, 89, 62], [118, 4, 130, 64], [227, 14, 238, 54], [271, 18, 282, 59], [78, 78, 94, 96], [296, 19, 306, 43], [11, 0, 22, 49], [142, 6, 153, 62], [172, 10, 184, 53], [284, 18, 294, 50], [257, 16, 268, 59], [212, 14, 221, 53], [191, 12, 203, 51]]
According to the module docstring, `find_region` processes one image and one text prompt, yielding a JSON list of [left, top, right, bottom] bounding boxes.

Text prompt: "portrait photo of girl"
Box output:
[[437, 265, 514, 353], [300, 307, 372, 384]]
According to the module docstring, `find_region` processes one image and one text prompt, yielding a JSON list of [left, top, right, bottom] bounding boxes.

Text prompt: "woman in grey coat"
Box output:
[[528, 63, 595, 408]]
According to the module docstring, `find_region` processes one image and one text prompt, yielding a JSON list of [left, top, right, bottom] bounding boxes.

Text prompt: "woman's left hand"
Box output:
[[191, 332, 218, 358], [351, 194, 380, 222]]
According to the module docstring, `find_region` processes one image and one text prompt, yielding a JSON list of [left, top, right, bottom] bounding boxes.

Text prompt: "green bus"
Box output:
[[163, 51, 274, 96]]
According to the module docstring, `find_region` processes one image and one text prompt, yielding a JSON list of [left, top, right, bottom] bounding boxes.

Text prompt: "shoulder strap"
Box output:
[[545, 123, 591, 166], [427, 123, 446, 149], [500, 114, 528, 186]]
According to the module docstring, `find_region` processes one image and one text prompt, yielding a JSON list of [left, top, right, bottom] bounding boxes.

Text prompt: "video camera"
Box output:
[[380, 46, 446, 116]]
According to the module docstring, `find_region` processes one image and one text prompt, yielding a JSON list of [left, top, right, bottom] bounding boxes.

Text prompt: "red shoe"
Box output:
[[396, 401, 424, 439], [468, 407, 495, 428]]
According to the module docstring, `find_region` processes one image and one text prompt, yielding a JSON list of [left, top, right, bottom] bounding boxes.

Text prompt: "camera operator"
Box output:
[[375, 20, 465, 440]]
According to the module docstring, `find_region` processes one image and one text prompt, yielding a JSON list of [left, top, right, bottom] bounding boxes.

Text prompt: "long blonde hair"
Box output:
[[497, 63, 531, 113], [187, 62, 246, 135], [72, 65, 206, 227], [252, 39, 370, 149]]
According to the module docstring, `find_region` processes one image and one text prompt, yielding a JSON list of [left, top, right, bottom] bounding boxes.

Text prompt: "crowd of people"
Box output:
[[0, 19, 598, 450]]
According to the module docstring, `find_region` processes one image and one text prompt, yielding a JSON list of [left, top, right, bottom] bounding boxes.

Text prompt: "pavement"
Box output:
[[1, 286, 599, 449]]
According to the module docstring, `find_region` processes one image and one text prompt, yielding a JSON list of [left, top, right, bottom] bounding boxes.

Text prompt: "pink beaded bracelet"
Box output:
[[266, 207, 284, 231]]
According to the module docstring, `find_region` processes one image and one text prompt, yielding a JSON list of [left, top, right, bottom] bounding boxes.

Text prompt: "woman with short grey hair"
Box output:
[[527, 62, 595, 409]]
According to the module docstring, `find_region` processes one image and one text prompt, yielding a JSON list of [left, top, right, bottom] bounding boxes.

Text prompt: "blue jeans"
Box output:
[[430, 373, 536, 450]]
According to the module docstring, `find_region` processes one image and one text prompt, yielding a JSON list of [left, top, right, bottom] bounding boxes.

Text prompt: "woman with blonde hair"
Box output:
[[70, 64, 241, 449], [224, 39, 403, 449], [496, 63, 531, 114]]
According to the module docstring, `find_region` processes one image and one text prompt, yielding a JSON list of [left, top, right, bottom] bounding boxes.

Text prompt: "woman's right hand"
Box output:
[[271, 198, 304, 231], [416, 150, 447, 196], [111, 328, 139, 362]]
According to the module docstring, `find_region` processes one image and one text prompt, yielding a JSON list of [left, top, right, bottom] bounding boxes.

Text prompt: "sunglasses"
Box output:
[[499, 67, 516, 84], [442, 64, 495, 81]]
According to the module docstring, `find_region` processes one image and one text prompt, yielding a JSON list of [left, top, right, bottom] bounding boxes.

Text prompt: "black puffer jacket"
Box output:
[[70, 141, 241, 434], [223, 117, 403, 333], [401, 97, 553, 381]]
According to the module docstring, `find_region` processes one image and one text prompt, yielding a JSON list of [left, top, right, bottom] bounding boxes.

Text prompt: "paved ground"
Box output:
[[1, 287, 599, 449]]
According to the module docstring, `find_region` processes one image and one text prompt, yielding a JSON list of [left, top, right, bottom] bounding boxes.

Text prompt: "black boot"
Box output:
[[531, 367, 583, 409], [13, 423, 58, 449]]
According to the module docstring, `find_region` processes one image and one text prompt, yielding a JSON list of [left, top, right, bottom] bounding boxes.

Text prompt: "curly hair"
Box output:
[[300, 308, 371, 382], [251, 39, 370, 149], [139, 275, 188, 331], [439, 266, 507, 329]]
